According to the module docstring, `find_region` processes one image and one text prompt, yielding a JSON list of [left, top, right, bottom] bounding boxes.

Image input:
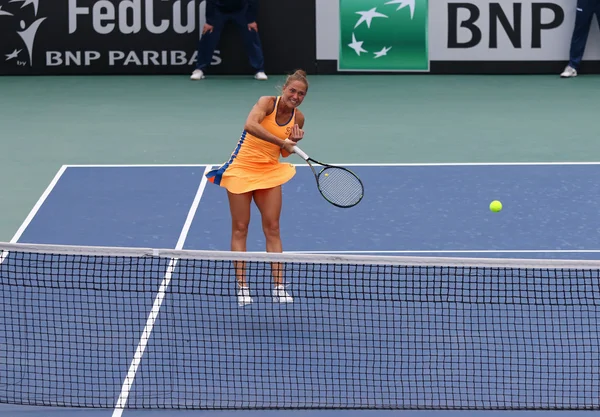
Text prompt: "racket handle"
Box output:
[[293, 146, 309, 161]]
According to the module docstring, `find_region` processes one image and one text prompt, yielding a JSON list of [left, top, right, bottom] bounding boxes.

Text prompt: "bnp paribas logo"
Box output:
[[339, 0, 428, 71]]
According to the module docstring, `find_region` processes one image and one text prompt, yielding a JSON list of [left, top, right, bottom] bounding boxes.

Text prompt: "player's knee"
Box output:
[[232, 222, 249, 238], [262, 220, 280, 238]]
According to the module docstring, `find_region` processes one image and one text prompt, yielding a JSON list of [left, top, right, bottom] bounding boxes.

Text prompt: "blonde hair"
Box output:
[[283, 69, 309, 90]]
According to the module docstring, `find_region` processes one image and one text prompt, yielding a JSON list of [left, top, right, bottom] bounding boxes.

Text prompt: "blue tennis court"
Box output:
[[2, 162, 600, 417], [13, 163, 600, 259]]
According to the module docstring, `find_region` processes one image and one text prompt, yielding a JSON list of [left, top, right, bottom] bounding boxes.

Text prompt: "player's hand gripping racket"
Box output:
[[292, 145, 364, 208]]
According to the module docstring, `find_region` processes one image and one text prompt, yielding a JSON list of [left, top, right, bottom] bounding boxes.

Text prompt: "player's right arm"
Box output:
[[244, 96, 294, 152]]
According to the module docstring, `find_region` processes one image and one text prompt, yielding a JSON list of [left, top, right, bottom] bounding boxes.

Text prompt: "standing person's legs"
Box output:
[[232, 8, 267, 78], [253, 186, 293, 302], [191, 9, 227, 79], [562, 0, 595, 77], [227, 190, 253, 305]]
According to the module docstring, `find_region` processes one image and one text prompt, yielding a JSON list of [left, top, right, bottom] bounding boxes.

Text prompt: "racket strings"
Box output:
[[318, 167, 363, 207]]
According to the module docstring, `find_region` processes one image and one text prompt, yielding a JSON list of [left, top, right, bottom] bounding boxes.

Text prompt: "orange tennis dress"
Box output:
[[206, 96, 296, 194]]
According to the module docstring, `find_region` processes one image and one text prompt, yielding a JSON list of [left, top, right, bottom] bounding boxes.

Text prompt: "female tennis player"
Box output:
[[206, 69, 308, 306]]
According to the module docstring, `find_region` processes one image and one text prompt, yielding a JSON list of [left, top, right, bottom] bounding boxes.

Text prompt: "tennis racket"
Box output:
[[292, 145, 364, 208]]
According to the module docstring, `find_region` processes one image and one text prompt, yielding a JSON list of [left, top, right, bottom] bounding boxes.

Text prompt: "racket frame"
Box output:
[[293, 146, 364, 208]]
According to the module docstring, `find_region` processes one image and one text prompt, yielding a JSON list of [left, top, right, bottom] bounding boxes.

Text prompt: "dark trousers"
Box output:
[[568, 0, 600, 69], [195, 7, 265, 73]]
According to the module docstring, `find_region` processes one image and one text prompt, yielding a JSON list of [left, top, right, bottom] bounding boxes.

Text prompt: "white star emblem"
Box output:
[[348, 33, 368, 56], [5, 49, 22, 61], [384, 0, 415, 19], [0, 6, 15, 16], [9, 0, 39, 15], [354, 7, 388, 29], [373, 46, 392, 59]]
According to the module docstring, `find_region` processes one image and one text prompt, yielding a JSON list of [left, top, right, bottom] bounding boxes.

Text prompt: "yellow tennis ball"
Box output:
[[324, 173, 329, 177], [489, 200, 502, 212]]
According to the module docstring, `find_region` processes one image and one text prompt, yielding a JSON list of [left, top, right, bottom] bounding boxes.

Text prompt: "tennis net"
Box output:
[[1, 241, 600, 410]]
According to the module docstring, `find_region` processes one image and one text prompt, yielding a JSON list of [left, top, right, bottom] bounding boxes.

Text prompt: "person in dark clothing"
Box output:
[[191, 0, 268, 80], [560, 0, 600, 78]]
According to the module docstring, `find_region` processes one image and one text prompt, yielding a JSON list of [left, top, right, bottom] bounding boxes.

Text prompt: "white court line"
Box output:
[[62, 161, 600, 168], [308, 162, 600, 167], [0, 165, 68, 265], [111, 165, 211, 417], [64, 164, 208, 168], [286, 249, 600, 254], [10, 165, 68, 243]]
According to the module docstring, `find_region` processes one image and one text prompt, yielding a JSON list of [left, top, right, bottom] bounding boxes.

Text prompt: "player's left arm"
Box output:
[[281, 110, 305, 158], [295, 110, 305, 130]]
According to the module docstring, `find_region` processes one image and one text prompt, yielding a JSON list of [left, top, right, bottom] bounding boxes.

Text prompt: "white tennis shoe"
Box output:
[[254, 71, 268, 81], [273, 285, 293, 303], [560, 66, 577, 78], [237, 286, 253, 306], [190, 69, 205, 80]]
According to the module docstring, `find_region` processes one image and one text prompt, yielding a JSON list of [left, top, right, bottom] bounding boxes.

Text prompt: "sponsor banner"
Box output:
[[338, 0, 429, 71], [431, 0, 600, 61], [0, 0, 316, 75], [317, 0, 600, 64]]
